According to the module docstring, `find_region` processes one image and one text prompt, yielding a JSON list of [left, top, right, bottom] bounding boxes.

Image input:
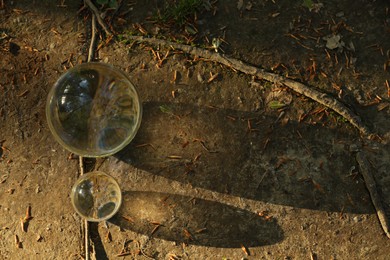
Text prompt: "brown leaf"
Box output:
[[237, 0, 244, 10]]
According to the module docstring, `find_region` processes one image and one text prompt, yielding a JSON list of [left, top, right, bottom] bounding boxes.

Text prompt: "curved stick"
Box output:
[[356, 152, 390, 239], [127, 36, 373, 137]]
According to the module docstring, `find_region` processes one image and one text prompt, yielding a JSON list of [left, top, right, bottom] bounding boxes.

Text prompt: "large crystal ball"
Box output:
[[71, 171, 122, 222], [46, 63, 142, 157]]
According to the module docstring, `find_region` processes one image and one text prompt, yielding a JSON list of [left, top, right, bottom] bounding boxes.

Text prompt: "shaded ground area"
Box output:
[[1, 0, 390, 259]]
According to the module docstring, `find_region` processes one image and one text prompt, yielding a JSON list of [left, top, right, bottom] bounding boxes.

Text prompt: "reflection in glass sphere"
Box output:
[[71, 171, 122, 222], [46, 62, 142, 157]]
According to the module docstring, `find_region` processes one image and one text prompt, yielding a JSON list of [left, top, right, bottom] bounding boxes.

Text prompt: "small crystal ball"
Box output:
[[71, 171, 122, 222], [46, 63, 142, 157]]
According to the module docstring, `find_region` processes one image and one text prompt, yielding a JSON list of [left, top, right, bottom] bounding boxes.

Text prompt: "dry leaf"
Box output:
[[237, 0, 244, 10], [246, 1, 252, 10], [323, 34, 345, 50]]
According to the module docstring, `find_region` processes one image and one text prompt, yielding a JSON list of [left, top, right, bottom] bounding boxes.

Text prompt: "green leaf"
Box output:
[[268, 101, 286, 109], [302, 0, 313, 9], [159, 105, 173, 114]]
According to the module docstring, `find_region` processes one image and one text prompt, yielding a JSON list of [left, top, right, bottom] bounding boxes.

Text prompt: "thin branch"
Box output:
[[84, 0, 113, 36], [77, 3, 104, 259], [79, 156, 90, 260], [84, 219, 90, 260], [79, 156, 84, 175], [127, 36, 373, 138], [88, 14, 97, 62], [81, 7, 102, 259], [356, 151, 390, 239], [356, 152, 390, 238]]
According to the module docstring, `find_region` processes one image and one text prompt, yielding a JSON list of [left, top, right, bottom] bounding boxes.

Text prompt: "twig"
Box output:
[[138, 236, 155, 259], [84, 0, 113, 36], [126, 36, 373, 138], [79, 156, 91, 260], [84, 219, 90, 260], [88, 14, 97, 62], [356, 151, 390, 239], [256, 169, 270, 189], [79, 8, 102, 259]]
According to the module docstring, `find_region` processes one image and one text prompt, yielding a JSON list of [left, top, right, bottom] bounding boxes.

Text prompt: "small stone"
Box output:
[[46, 224, 52, 231]]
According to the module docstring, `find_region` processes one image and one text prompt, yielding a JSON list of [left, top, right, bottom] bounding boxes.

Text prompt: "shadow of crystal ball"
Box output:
[[71, 171, 122, 222], [46, 63, 142, 157]]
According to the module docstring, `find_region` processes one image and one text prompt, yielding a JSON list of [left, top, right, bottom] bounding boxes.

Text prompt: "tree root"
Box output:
[[127, 36, 373, 138], [84, 0, 112, 36]]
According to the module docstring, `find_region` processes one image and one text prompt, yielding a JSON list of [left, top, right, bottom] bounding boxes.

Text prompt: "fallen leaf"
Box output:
[[246, 1, 252, 10], [302, 0, 313, 9], [268, 101, 286, 109], [310, 3, 324, 13], [237, 0, 244, 10], [265, 89, 292, 109], [197, 72, 205, 83], [159, 105, 173, 114], [323, 34, 345, 50]]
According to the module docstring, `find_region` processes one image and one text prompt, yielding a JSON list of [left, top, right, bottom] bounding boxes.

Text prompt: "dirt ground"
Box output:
[[1, 0, 390, 259]]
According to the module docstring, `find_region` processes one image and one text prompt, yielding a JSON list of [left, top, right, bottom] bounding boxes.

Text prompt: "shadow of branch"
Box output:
[[109, 191, 284, 248]]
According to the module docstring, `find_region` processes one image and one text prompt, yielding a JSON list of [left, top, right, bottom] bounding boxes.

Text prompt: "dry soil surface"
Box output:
[[1, 0, 390, 259]]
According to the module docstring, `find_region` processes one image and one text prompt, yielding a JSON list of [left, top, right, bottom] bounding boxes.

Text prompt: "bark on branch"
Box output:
[[356, 151, 390, 239], [127, 36, 373, 138]]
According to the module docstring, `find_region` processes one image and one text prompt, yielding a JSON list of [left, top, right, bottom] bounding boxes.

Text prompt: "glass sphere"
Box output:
[[46, 62, 142, 157], [71, 171, 122, 222]]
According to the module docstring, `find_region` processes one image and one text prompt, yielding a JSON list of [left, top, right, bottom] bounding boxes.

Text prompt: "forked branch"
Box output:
[[127, 36, 373, 138]]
